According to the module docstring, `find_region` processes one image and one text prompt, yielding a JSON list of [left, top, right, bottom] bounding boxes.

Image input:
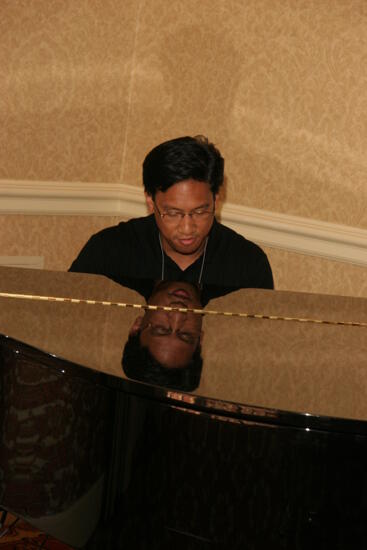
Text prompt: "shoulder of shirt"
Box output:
[[87, 214, 156, 243], [212, 218, 267, 256]]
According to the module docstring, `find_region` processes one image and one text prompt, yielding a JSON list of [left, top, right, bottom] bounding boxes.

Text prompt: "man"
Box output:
[[70, 136, 273, 301], [122, 281, 203, 391]]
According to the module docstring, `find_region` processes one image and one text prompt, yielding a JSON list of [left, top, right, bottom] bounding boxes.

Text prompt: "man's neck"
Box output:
[[160, 234, 207, 271]]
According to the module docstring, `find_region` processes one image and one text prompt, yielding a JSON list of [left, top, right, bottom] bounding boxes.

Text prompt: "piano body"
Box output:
[[0, 266, 367, 549]]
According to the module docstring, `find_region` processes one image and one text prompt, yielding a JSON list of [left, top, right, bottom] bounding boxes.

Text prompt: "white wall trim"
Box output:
[[0, 180, 366, 267], [0, 256, 44, 269], [0, 180, 147, 217], [222, 203, 367, 268]]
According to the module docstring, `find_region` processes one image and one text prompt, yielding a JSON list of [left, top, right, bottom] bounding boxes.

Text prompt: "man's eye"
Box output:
[[178, 332, 196, 344], [165, 210, 182, 218], [151, 325, 170, 336]]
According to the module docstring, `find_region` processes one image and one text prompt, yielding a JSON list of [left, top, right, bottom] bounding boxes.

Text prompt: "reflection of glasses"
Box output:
[[154, 202, 215, 225], [141, 323, 201, 345]]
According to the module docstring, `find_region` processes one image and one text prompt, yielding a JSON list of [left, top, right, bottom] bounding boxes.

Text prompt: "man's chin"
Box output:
[[173, 239, 203, 255]]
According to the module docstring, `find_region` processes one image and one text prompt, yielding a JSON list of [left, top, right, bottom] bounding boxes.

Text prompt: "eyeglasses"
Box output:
[[153, 202, 215, 224], [141, 322, 201, 345]]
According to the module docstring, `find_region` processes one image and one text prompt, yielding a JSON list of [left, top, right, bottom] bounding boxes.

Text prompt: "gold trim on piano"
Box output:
[[0, 291, 366, 328]]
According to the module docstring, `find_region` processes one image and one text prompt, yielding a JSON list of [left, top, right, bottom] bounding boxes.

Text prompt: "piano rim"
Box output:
[[1, 332, 367, 437]]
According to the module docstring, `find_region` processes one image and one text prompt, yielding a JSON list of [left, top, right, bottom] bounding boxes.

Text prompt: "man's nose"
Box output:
[[178, 213, 196, 232], [168, 309, 187, 326]]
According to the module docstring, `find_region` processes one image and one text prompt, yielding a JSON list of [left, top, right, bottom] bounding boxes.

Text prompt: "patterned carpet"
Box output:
[[0, 512, 72, 549]]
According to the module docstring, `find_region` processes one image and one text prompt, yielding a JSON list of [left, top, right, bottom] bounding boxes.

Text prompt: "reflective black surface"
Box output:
[[1, 267, 367, 548], [0, 337, 114, 547], [2, 335, 367, 549]]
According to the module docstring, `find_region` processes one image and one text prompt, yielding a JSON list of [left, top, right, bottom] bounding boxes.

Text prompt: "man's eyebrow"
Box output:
[[161, 202, 211, 211]]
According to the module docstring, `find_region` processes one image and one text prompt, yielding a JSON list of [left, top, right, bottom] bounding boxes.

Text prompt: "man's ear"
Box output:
[[129, 315, 144, 336], [145, 192, 154, 214]]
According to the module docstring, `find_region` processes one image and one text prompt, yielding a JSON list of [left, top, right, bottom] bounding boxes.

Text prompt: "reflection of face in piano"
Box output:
[[131, 281, 203, 368], [122, 282, 203, 391]]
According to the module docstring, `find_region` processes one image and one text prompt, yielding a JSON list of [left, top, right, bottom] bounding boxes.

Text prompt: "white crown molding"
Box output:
[[0, 179, 366, 267]]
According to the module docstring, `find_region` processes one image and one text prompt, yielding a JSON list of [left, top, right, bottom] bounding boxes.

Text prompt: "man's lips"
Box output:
[[177, 237, 196, 246]]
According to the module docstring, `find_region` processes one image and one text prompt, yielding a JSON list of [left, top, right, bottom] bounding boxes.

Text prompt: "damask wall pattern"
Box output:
[[0, 0, 366, 296]]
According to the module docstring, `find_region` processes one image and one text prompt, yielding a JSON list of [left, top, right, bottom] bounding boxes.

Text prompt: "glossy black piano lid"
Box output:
[[1, 267, 367, 548], [2, 334, 367, 549]]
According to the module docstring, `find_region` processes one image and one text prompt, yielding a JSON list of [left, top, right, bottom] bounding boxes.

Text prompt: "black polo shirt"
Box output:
[[69, 214, 273, 304]]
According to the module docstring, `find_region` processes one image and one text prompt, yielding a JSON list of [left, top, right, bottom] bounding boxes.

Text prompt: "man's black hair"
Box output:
[[122, 333, 203, 391], [142, 135, 224, 197]]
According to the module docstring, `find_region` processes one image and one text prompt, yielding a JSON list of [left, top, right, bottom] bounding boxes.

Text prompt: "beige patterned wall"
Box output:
[[0, 1, 366, 296], [0, 214, 118, 271], [265, 246, 367, 298]]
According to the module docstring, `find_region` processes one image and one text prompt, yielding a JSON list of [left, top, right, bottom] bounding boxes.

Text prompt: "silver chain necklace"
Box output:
[[158, 233, 208, 286]]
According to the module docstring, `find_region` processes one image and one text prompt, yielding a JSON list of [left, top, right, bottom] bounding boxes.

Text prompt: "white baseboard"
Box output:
[[0, 180, 366, 267]]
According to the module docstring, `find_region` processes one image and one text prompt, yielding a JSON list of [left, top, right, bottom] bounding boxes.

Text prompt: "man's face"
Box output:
[[131, 282, 203, 368], [146, 179, 217, 258]]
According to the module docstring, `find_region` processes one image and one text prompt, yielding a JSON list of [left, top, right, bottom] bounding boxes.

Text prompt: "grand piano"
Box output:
[[0, 265, 366, 549]]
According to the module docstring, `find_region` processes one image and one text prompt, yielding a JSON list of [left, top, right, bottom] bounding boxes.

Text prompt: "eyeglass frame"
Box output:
[[140, 322, 202, 345], [153, 196, 216, 224]]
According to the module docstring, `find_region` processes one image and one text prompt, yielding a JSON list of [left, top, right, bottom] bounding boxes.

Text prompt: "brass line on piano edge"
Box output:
[[0, 290, 366, 329]]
